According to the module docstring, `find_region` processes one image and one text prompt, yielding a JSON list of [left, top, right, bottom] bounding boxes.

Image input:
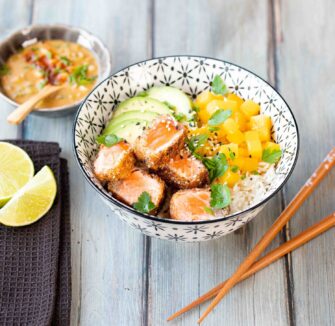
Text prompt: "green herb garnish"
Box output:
[[251, 170, 260, 175], [211, 75, 229, 95], [192, 104, 200, 112], [229, 150, 236, 160], [231, 165, 239, 173], [96, 134, 123, 147], [38, 80, 47, 89], [162, 101, 176, 111], [137, 90, 148, 97], [208, 126, 220, 132], [186, 134, 208, 153], [60, 56, 71, 66], [70, 64, 96, 85], [173, 112, 187, 122], [262, 148, 282, 164], [208, 109, 232, 126], [210, 184, 231, 209], [45, 50, 52, 59], [0, 64, 9, 76], [203, 153, 229, 182], [204, 206, 215, 215], [133, 191, 156, 214]]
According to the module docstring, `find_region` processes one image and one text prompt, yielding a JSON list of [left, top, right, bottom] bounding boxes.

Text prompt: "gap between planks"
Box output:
[[141, 1, 155, 325], [268, 1, 296, 325]]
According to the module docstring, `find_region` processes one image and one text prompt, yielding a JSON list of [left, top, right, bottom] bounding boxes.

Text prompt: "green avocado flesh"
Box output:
[[105, 110, 159, 129], [147, 86, 194, 120], [103, 96, 173, 145], [112, 96, 172, 117], [103, 119, 148, 145]]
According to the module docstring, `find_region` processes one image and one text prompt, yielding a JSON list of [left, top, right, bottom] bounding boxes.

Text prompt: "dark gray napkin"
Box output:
[[0, 140, 71, 326]]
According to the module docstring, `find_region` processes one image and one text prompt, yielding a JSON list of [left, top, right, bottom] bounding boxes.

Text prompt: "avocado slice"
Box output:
[[113, 96, 172, 117], [103, 119, 148, 145], [106, 110, 159, 130], [147, 86, 194, 120]]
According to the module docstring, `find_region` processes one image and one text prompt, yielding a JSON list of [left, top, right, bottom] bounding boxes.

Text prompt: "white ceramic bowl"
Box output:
[[73, 56, 299, 242], [0, 24, 111, 116]]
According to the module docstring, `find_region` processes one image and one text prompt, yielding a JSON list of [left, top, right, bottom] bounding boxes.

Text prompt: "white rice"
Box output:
[[230, 164, 276, 213]]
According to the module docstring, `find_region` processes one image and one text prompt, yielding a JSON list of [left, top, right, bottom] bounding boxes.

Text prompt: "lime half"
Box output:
[[0, 142, 34, 207], [0, 166, 57, 227]]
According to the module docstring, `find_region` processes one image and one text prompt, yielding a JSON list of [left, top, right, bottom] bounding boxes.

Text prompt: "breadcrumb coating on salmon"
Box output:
[[157, 150, 209, 189], [93, 142, 135, 183], [108, 169, 166, 214], [170, 188, 229, 221], [134, 115, 187, 169]]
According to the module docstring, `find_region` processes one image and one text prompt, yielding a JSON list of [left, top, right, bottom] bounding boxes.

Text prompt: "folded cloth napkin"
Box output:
[[0, 140, 71, 326]]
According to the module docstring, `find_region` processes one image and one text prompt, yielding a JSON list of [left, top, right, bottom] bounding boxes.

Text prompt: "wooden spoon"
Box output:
[[7, 84, 63, 125]]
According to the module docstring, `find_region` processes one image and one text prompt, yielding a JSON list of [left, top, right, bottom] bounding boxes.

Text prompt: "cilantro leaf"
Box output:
[[192, 104, 200, 112], [45, 50, 52, 59], [262, 148, 282, 164], [133, 191, 156, 214], [229, 150, 236, 160], [211, 75, 229, 95], [137, 90, 148, 97], [204, 206, 215, 215], [231, 165, 239, 173], [186, 134, 208, 153], [209, 126, 220, 132], [210, 184, 231, 209], [38, 79, 47, 89], [70, 64, 96, 85], [173, 112, 187, 122], [60, 56, 71, 66], [208, 109, 232, 126], [96, 134, 123, 147], [162, 101, 176, 111], [203, 153, 229, 182], [0, 64, 9, 76]]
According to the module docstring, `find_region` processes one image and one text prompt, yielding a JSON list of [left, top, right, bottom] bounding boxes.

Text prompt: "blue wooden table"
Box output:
[[0, 1, 334, 325]]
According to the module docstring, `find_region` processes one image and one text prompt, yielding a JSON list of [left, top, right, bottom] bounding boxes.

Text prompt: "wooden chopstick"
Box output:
[[168, 211, 335, 321], [198, 147, 335, 324]]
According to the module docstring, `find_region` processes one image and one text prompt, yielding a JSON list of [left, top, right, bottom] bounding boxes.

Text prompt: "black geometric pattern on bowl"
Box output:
[[73, 56, 299, 242]]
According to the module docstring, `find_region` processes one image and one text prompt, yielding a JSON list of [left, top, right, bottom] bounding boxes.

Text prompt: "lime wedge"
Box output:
[[0, 142, 34, 207], [0, 166, 57, 227]]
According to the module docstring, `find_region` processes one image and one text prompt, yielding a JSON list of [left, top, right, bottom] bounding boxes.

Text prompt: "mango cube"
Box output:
[[245, 130, 263, 160], [238, 147, 249, 157], [217, 169, 241, 187], [263, 141, 281, 151], [195, 90, 222, 111], [250, 115, 272, 141], [234, 157, 259, 172], [232, 111, 248, 131], [240, 100, 260, 117], [227, 93, 244, 107], [219, 143, 239, 159]]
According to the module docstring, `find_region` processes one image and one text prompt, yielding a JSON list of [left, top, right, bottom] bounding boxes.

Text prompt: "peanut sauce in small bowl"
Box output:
[[0, 24, 111, 116]]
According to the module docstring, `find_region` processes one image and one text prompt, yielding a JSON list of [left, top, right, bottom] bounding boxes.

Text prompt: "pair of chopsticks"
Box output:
[[168, 147, 335, 323]]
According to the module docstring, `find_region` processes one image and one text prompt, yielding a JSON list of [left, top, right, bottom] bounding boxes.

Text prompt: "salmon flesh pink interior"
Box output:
[[93, 76, 283, 221]]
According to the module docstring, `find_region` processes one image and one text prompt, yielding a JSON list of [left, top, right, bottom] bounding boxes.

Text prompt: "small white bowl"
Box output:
[[0, 24, 111, 117], [73, 56, 299, 242]]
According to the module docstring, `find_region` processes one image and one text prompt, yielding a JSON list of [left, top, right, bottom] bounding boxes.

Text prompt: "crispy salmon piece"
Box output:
[[158, 150, 209, 189], [134, 115, 187, 169], [170, 188, 229, 221], [108, 169, 165, 213], [93, 141, 135, 183]]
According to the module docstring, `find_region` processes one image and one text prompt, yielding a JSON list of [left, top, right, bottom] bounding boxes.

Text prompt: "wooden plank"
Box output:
[[23, 1, 151, 325], [149, 1, 290, 325], [0, 0, 32, 139], [278, 0, 335, 325]]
